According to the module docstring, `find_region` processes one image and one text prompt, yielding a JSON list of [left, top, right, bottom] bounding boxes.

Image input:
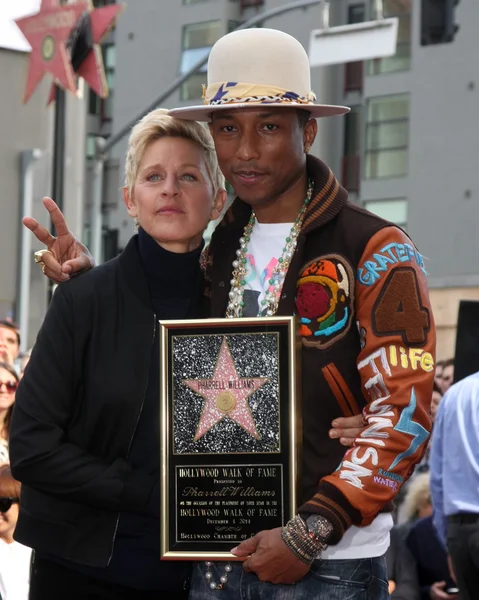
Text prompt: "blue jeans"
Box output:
[[189, 556, 389, 600]]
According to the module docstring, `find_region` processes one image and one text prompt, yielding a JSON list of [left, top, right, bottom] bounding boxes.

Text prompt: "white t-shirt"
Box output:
[[242, 221, 292, 318], [0, 540, 31, 599], [243, 220, 392, 559]]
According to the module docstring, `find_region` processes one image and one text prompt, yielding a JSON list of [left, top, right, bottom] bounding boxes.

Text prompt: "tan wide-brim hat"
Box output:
[[168, 28, 350, 122]]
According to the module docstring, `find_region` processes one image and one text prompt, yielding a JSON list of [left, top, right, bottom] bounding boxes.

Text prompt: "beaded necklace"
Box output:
[[226, 180, 314, 319]]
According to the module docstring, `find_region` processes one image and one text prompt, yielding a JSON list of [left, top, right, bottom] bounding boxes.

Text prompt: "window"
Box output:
[[341, 106, 362, 192], [180, 21, 222, 100], [344, 5, 365, 92], [87, 43, 115, 121], [348, 3, 365, 24], [367, 0, 411, 75], [364, 94, 409, 179], [363, 198, 408, 228], [86, 134, 96, 159], [88, 89, 100, 116], [102, 44, 115, 120]]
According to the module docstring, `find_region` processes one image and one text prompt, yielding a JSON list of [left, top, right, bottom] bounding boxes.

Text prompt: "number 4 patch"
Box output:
[[372, 267, 430, 346]]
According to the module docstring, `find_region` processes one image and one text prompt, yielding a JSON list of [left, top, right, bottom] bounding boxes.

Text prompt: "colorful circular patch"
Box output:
[[296, 254, 354, 348]]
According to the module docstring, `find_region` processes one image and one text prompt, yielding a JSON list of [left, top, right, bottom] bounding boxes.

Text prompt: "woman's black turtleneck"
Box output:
[[111, 228, 204, 590], [62, 228, 205, 591], [137, 226, 204, 320]]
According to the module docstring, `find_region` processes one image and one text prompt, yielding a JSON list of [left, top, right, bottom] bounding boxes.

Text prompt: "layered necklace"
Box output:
[[226, 180, 314, 319]]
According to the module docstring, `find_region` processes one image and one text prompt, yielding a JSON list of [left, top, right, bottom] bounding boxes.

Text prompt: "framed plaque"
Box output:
[[159, 317, 301, 560]]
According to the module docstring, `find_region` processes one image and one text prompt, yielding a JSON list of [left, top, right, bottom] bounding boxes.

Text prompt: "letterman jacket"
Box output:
[[203, 155, 436, 545]]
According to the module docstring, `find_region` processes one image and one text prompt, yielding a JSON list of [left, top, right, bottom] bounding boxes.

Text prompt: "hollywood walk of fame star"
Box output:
[[183, 338, 269, 442], [15, 0, 87, 103], [48, 1, 123, 103]]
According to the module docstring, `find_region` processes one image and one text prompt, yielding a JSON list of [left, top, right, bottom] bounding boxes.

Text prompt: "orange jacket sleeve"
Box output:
[[300, 226, 435, 543]]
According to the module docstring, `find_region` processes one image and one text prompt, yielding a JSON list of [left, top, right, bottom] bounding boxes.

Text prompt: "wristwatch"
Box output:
[[304, 514, 334, 547]]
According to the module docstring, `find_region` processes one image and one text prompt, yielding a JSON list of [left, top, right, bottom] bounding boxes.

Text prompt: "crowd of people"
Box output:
[[1, 25, 477, 600]]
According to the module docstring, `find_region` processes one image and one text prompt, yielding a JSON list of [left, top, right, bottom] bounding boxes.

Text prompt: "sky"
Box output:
[[0, 0, 40, 51]]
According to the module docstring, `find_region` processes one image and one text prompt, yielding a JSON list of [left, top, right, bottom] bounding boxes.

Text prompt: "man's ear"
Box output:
[[123, 186, 138, 218], [210, 188, 227, 221], [303, 118, 318, 151]]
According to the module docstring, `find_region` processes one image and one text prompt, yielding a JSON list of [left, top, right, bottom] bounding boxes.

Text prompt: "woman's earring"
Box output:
[[304, 145, 311, 154]]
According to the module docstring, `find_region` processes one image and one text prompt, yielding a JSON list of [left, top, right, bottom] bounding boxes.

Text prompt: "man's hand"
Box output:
[[388, 580, 396, 594], [230, 527, 310, 584], [329, 413, 364, 446], [24, 197, 94, 283], [430, 581, 457, 599]]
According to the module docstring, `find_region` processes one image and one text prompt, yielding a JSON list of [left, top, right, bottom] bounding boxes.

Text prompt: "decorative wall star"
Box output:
[[48, 1, 122, 103], [15, 0, 86, 103]]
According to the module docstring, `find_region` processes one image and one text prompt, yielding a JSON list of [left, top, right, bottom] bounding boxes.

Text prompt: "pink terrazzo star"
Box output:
[[183, 338, 269, 442]]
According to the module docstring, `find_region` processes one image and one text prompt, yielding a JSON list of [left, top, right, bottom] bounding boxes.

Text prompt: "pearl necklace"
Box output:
[[204, 561, 233, 590], [226, 180, 314, 319]]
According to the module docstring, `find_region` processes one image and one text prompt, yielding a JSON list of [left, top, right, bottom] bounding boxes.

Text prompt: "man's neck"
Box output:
[[254, 170, 309, 224]]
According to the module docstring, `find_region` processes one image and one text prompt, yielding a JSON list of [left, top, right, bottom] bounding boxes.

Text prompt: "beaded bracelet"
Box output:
[[281, 515, 326, 565]]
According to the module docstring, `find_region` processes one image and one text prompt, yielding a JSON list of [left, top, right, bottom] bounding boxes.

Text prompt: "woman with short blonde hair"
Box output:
[[125, 108, 225, 198]]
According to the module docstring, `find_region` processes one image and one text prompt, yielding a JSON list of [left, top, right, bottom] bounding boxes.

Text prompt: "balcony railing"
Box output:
[[341, 155, 360, 193]]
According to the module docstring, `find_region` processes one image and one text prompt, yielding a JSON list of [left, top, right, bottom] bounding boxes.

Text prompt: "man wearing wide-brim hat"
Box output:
[[26, 27, 435, 600], [170, 28, 435, 599]]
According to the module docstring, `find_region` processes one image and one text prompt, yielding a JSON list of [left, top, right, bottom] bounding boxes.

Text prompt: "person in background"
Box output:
[[414, 380, 443, 475], [399, 473, 457, 600], [430, 379, 443, 424], [386, 525, 420, 599], [0, 322, 20, 368], [0, 465, 31, 600], [430, 371, 479, 600], [398, 472, 433, 527], [0, 363, 19, 465], [435, 361, 443, 382], [9, 109, 226, 600], [439, 359, 454, 392], [407, 514, 457, 600], [18, 352, 31, 379]]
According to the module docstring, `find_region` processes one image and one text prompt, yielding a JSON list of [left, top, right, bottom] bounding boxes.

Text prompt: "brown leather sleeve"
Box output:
[[299, 226, 436, 544]]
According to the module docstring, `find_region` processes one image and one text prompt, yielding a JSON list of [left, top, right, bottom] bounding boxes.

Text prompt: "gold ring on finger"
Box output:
[[41, 263, 46, 274], [34, 249, 51, 264]]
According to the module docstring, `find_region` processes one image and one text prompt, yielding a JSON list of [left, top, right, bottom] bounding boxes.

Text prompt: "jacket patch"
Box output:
[[296, 255, 354, 349], [371, 267, 430, 346]]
